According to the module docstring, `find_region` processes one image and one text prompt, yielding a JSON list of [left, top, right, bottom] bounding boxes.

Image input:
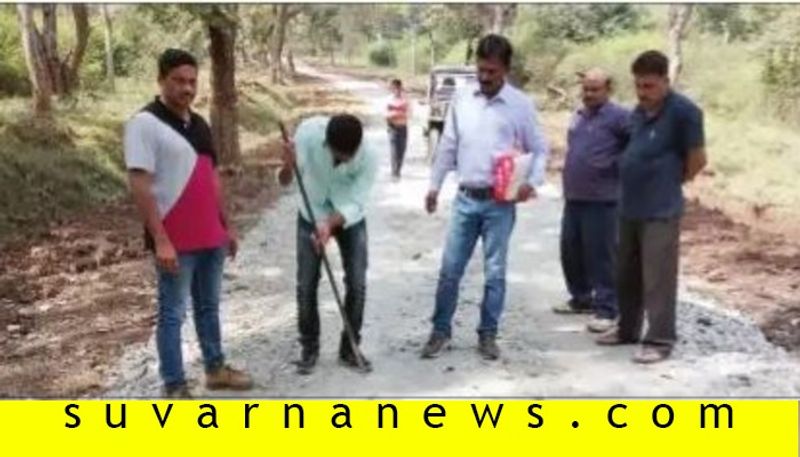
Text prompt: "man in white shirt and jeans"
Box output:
[[421, 34, 550, 360]]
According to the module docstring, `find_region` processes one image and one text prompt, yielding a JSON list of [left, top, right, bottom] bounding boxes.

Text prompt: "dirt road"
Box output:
[[105, 68, 800, 398]]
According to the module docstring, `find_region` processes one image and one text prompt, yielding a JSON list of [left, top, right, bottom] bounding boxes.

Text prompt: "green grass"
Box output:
[[680, 36, 765, 119], [238, 87, 282, 136], [0, 102, 128, 240], [707, 117, 800, 209], [0, 70, 293, 243], [239, 99, 280, 136], [0, 77, 156, 239]]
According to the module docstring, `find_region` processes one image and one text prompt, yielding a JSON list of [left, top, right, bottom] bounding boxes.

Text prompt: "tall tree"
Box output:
[[479, 4, 517, 35], [304, 6, 343, 65], [101, 4, 115, 91], [422, 5, 483, 65], [64, 4, 90, 94], [200, 5, 241, 165], [667, 4, 693, 85], [240, 5, 275, 68], [16, 3, 92, 110], [270, 4, 301, 84], [528, 4, 641, 44], [16, 4, 53, 116], [40, 4, 63, 95]]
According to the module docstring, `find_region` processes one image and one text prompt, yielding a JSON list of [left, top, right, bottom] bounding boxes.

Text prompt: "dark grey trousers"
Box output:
[[616, 217, 681, 346], [388, 125, 408, 178]]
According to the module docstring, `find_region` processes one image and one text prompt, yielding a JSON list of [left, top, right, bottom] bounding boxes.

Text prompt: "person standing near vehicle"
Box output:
[[386, 79, 410, 180]]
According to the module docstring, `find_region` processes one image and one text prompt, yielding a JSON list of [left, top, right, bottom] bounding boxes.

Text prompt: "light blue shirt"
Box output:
[[293, 116, 378, 228], [429, 81, 550, 191]]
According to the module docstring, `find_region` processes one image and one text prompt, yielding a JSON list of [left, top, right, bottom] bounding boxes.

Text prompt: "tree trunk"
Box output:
[[286, 48, 296, 77], [491, 5, 504, 33], [261, 48, 270, 68], [479, 4, 517, 35], [260, 22, 274, 69], [410, 29, 416, 75], [429, 30, 435, 69], [17, 4, 53, 116], [63, 4, 90, 94], [722, 21, 731, 44], [285, 20, 296, 78], [22, 4, 91, 98], [102, 4, 115, 91], [40, 4, 65, 96], [208, 19, 241, 165], [500, 4, 517, 35], [270, 5, 288, 84], [237, 35, 250, 65], [667, 4, 693, 85]]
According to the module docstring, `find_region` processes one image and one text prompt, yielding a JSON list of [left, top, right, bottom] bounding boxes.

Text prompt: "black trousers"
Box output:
[[296, 216, 368, 357]]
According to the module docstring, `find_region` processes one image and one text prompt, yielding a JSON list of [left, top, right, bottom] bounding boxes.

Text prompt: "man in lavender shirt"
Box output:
[[420, 35, 549, 361], [553, 68, 630, 334]]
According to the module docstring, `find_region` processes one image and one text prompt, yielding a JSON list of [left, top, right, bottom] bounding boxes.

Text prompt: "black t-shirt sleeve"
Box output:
[[194, 114, 218, 167]]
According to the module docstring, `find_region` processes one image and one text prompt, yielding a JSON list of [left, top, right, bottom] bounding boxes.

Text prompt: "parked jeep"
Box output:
[[423, 65, 476, 163]]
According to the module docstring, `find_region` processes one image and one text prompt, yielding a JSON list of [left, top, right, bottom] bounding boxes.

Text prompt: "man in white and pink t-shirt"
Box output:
[[386, 79, 410, 180], [124, 49, 253, 398]]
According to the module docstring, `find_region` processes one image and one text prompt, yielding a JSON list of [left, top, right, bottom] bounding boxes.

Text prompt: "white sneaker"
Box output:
[[587, 316, 616, 334]]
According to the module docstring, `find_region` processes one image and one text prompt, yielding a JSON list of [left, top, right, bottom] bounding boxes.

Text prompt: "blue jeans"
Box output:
[[156, 247, 226, 388], [432, 193, 516, 337], [560, 200, 618, 319], [296, 216, 368, 358]]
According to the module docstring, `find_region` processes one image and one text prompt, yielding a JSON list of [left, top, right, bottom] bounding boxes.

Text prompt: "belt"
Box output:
[[459, 185, 493, 200]]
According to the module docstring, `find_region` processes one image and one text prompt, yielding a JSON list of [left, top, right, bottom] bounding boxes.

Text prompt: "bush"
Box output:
[[440, 39, 470, 66], [395, 37, 434, 75], [509, 53, 532, 89], [0, 7, 30, 97], [0, 62, 31, 97], [551, 30, 663, 104], [511, 18, 569, 91], [368, 42, 397, 67], [762, 45, 800, 122], [115, 5, 207, 78], [80, 27, 141, 91], [530, 4, 643, 44], [511, 4, 650, 93]]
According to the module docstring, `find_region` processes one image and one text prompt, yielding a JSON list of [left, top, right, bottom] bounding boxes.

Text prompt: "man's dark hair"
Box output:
[[326, 114, 363, 156], [158, 48, 198, 79], [391, 79, 402, 88], [631, 50, 669, 77], [476, 34, 513, 68]]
